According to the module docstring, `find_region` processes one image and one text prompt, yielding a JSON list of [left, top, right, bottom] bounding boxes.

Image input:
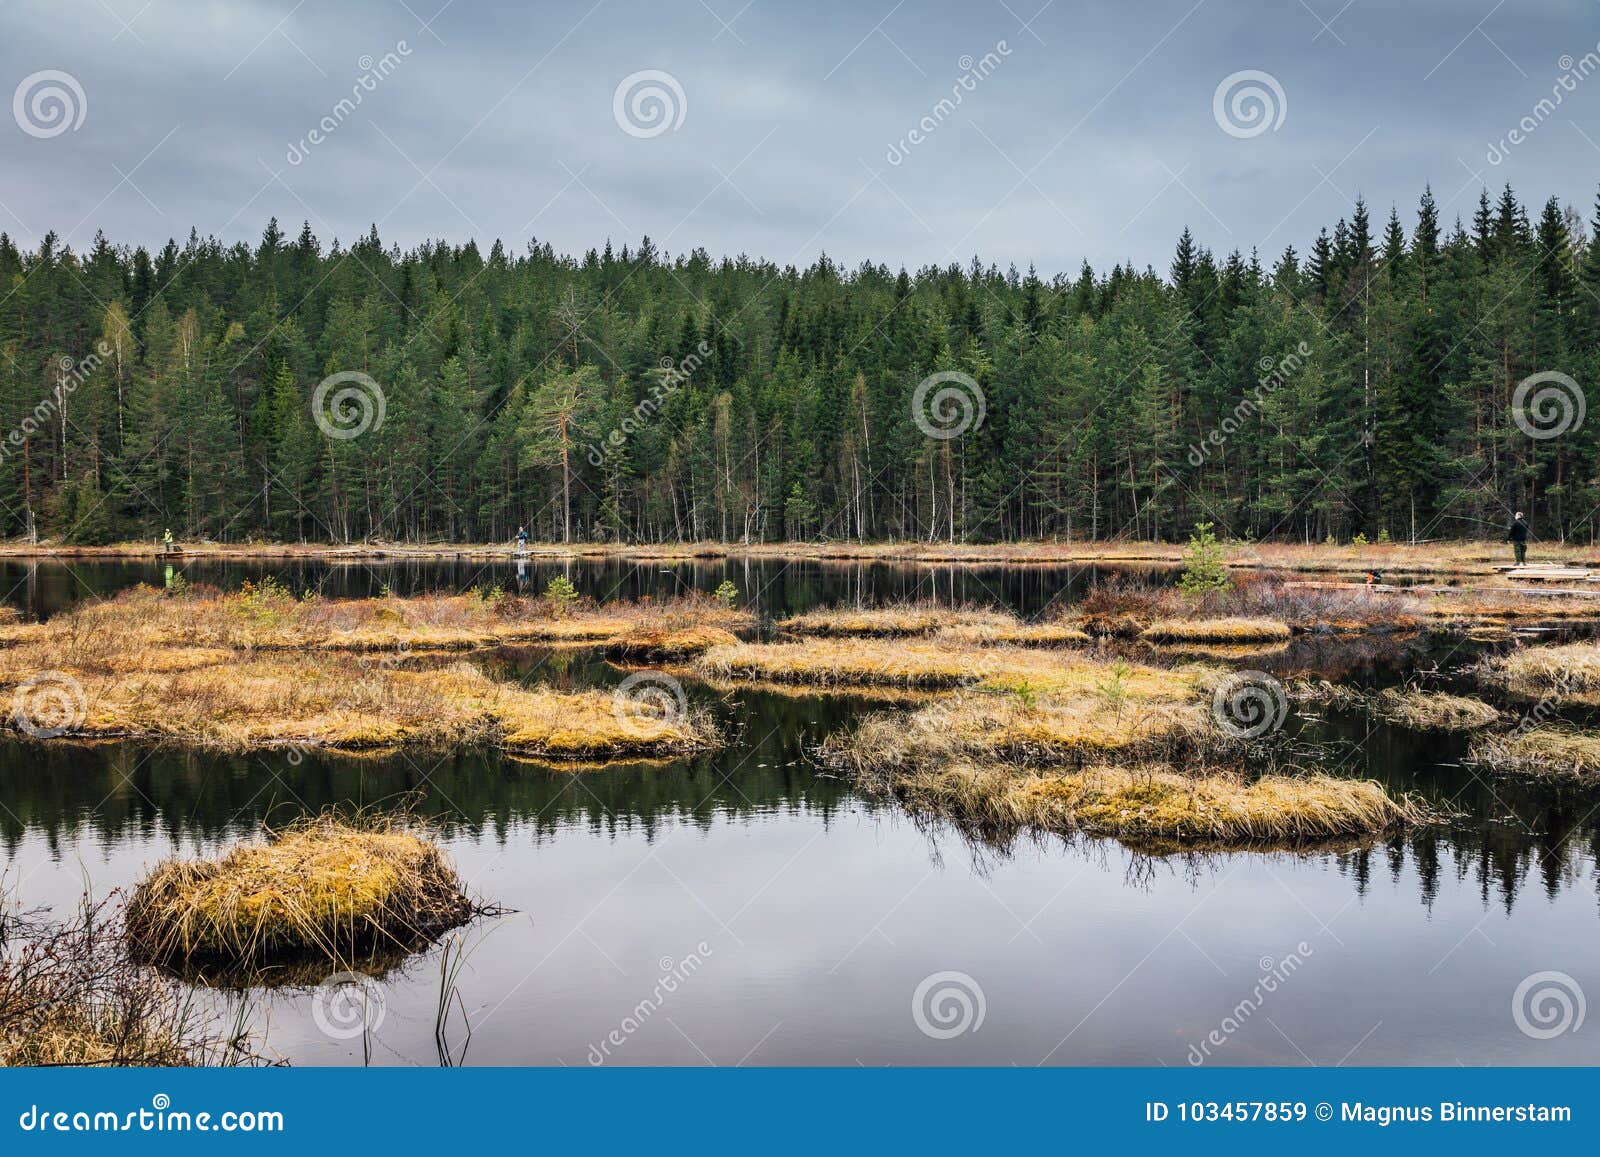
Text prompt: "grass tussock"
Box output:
[[1477, 642, 1600, 695], [823, 678, 1211, 768], [1139, 616, 1291, 644], [777, 602, 1017, 638], [1, 896, 258, 1066], [603, 624, 739, 661], [125, 815, 476, 969], [697, 636, 1181, 692], [1469, 728, 1600, 778], [1372, 688, 1501, 731], [871, 763, 1417, 844], [934, 620, 1091, 647]]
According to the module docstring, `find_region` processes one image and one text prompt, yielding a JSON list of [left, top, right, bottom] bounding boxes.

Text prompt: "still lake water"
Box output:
[[2, 558, 1597, 1066]]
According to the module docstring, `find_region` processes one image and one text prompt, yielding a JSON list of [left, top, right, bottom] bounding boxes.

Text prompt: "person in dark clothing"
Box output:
[[1506, 512, 1529, 566]]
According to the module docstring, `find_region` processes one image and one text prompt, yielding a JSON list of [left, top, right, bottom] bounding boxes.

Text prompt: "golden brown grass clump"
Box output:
[[1372, 688, 1501, 731], [604, 624, 739, 661], [1477, 642, 1600, 697], [1469, 728, 1600, 778], [824, 673, 1212, 769], [125, 816, 475, 969], [1138, 616, 1292, 644], [934, 620, 1091, 647], [875, 763, 1417, 844], [777, 602, 1017, 638], [697, 636, 1171, 691]]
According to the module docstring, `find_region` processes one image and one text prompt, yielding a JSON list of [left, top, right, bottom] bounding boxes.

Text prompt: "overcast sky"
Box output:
[[3, 0, 1599, 277]]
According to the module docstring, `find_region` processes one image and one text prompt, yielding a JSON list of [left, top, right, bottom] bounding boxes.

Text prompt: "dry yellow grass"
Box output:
[[1469, 728, 1600, 777], [0, 895, 247, 1067], [0, 649, 715, 758], [0, 584, 752, 657], [604, 624, 740, 661], [697, 636, 1200, 693], [777, 603, 1090, 648], [777, 603, 1017, 638], [880, 762, 1416, 844], [1478, 642, 1600, 694], [1139, 616, 1292, 644], [2, 1000, 196, 1066], [934, 620, 1091, 647], [125, 816, 475, 967], [825, 681, 1210, 768], [1372, 688, 1501, 731], [0, 586, 722, 758], [1417, 600, 1600, 627]]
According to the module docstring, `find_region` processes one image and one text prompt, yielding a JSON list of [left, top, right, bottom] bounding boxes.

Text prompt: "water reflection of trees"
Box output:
[[3, 736, 1596, 916], [0, 741, 860, 855]]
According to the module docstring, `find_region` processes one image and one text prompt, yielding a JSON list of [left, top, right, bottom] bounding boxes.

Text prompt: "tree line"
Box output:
[[2, 182, 1597, 546]]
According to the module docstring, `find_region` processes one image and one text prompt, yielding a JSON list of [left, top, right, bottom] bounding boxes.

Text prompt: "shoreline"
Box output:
[[1, 539, 1594, 576]]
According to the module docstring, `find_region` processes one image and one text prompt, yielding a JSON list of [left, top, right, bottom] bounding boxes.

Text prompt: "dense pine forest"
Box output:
[[1, 182, 1597, 546]]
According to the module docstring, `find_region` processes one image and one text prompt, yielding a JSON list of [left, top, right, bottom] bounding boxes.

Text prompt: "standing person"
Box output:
[[1506, 511, 1529, 567], [515, 525, 529, 554]]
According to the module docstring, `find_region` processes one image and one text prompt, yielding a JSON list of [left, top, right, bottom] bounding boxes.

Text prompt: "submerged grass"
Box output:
[[125, 815, 476, 969]]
